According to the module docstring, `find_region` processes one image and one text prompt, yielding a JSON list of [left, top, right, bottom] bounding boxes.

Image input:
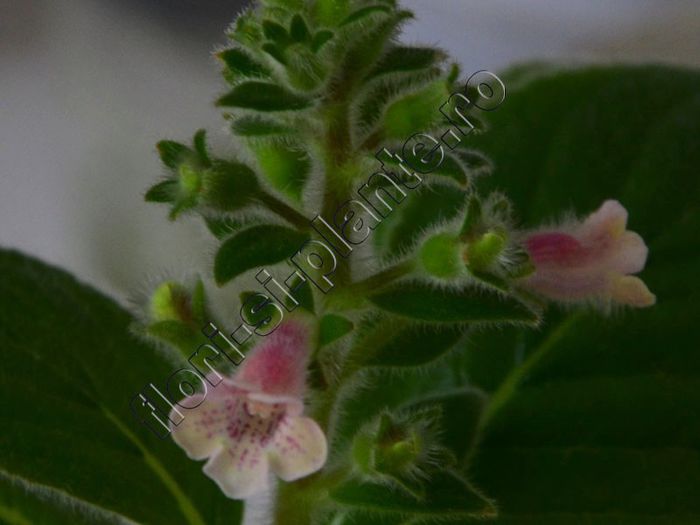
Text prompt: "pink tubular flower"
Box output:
[[169, 317, 327, 499], [522, 200, 656, 307]]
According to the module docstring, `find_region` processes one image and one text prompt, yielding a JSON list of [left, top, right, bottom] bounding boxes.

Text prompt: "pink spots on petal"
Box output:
[[170, 317, 326, 500]]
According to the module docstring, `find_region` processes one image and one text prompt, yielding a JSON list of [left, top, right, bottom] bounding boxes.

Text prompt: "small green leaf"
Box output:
[[252, 142, 310, 201], [146, 320, 204, 357], [214, 224, 309, 285], [203, 215, 260, 239], [231, 116, 291, 136], [217, 82, 311, 111], [369, 46, 445, 80], [369, 281, 538, 324], [156, 140, 190, 168], [290, 14, 311, 43], [313, 0, 350, 26], [329, 10, 413, 96], [192, 129, 210, 166], [261, 42, 287, 64], [360, 321, 463, 368], [262, 20, 289, 45], [311, 30, 334, 52], [340, 5, 392, 26], [145, 180, 178, 203], [320, 314, 354, 346], [382, 80, 450, 140], [460, 194, 482, 238], [217, 48, 269, 79], [330, 470, 495, 520]]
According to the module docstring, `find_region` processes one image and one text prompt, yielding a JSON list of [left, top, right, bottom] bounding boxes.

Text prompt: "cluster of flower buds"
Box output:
[[146, 130, 260, 220]]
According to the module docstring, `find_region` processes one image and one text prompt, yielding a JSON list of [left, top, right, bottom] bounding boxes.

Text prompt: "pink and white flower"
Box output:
[[169, 317, 327, 499], [521, 200, 656, 307]]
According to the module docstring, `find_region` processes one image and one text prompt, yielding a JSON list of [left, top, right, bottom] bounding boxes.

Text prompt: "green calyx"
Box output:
[[149, 281, 194, 324], [351, 411, 438, 480], [419, 233, 462, 279], [465, 230, 507, 272]]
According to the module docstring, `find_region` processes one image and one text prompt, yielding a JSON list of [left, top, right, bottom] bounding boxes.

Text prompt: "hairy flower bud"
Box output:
[[463, 230, 507, 272], [419, 233, 462, 279], [351, 409, 448, 497]]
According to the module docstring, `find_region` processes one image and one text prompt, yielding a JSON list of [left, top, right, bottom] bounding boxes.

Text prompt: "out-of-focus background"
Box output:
[[2, 0, 699, 303]]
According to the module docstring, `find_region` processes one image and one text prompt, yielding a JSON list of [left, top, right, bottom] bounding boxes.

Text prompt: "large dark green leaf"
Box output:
[[0, 249, 243, 525], [464, 66, 700, 522], [214, 224, 309, 285]]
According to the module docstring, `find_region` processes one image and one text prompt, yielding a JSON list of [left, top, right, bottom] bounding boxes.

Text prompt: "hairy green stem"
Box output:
[[257, 191, 311, 230], [346, 259, 416, 296]]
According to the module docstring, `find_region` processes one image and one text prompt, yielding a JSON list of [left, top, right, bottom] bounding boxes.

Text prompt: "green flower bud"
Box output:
[[465, 230, 507, 272], [178, 163, 203, 197], [419, 233, 462, 279], [351, 410, 444, 483], [144, 280, 209, 356], [149, 281, 194, 324]]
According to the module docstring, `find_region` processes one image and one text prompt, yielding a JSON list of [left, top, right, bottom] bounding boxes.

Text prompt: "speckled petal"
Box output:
[[203, 441, 269, 500], [268, 415, 328, 482]]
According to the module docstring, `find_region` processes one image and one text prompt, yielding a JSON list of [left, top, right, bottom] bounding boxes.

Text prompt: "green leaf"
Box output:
[[214, 224, 309, 285], [330, 470, 495, 520], [145, 179, 178, 203], [382, 80, 450, 140], [262, 19, 290, 45], [146, 320, 205, 357], [192, 129, 210, 166], [157, 140, 190, 169], [217, 82, 311, 111], [0, 249, 243, 525], [340, 5, 392, 26], [319, 314, 354, 346], [217, 48, 269, 80], [251, 142, 311, 201], [290, 14, 311, 43], [368, 46, 445, 81], [369, 281, 539, 325], [464, 66, 700, 522], [311, 30, 334, 52], [203, 214, 262, 240], [329, 9, 413, 96], [231, 116, 291, 136], [330, 354, 482, 453], [313, 0, 350, 26]]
